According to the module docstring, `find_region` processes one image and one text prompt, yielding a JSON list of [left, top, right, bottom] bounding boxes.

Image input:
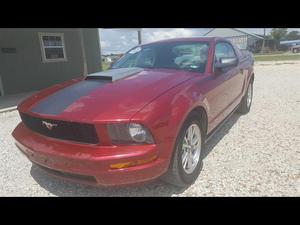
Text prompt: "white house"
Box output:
[[203, 28, 263, 50]]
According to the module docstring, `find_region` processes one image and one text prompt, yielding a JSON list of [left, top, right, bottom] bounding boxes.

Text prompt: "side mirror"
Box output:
[[215, 57, 238, 71]]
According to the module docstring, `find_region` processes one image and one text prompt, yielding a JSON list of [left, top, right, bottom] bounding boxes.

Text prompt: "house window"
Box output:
[[38, 33, 67, 62]]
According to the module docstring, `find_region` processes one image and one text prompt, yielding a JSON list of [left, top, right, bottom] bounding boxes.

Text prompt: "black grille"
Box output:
[[20, 112, 99, 144]]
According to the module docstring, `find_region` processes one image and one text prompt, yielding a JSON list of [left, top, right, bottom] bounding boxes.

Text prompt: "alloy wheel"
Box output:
[[247, 82, 253, 108], [181, 123, 202, 174]]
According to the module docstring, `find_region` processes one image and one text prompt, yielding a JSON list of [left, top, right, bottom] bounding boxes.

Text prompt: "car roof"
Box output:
[[141, 37, 227, 46]]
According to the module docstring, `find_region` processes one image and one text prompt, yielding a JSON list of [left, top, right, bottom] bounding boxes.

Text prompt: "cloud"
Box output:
[[99, 28, 207, 54], [143, 28, 200, 43], [100, 40, 110, 48], [99, 28, 300, 54], [99, 29, 138, 54]]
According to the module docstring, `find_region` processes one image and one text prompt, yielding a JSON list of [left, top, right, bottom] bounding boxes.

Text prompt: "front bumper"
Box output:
[[12, 122, 168, 186]]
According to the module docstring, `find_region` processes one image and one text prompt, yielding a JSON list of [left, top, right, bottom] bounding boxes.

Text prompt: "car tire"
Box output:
[[238, 79, 253, 114], [162, 112, 205, 187]]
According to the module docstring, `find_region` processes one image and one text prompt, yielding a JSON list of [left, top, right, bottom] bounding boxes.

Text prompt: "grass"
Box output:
[[254, 51, 286, 55], [254, 53, 300, 61]]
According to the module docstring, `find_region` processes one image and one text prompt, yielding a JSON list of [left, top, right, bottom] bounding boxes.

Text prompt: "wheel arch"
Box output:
[[165, 103, 209, 166], [184, 105, 208, 138], [250, 72, 254, 83], [161, 104, 208, 186]]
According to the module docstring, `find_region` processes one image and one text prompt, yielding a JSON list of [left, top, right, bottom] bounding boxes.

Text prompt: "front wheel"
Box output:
[[162, 112, 204, 187], [238, 80, 253, 114]]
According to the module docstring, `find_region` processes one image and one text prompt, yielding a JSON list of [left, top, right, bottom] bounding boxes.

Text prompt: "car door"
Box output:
[[208, 42, 244, 129]]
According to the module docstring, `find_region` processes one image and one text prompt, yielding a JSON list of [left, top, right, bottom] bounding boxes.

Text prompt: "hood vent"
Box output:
[[85, 75, 112, 81], [86, 67, 144, 82]]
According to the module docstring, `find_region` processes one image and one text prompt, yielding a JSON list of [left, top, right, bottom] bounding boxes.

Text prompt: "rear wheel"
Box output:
[[162, 112, 204, 187], [238, 80, 253, 114]]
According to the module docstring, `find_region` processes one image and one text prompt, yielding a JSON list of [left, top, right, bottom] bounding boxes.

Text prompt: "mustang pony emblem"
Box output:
[[42, 121, 58, 130]]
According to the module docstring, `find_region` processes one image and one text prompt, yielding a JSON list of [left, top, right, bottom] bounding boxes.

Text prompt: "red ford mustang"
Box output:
[[12, 37, 254, 187]]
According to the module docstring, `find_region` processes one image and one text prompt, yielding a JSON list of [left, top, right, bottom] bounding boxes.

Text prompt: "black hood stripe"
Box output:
[[31, 80, 108, 115]]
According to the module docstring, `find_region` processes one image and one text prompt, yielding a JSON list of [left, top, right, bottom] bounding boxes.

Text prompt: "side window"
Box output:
[[112, 46, 141, 68], [136, 48, 156, 67], [172, 43, 209, 71], [214, 42, 237, 64], [115, 53, 139, 68]]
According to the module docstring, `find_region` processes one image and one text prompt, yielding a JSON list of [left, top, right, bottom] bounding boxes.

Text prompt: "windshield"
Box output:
[[111, 41, 209, 73]]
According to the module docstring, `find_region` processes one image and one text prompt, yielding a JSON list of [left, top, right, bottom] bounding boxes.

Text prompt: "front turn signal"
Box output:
[[110, 155, 158, 169]]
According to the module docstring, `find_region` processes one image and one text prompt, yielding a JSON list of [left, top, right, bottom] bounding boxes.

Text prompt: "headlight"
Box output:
[[107, 123, 154, 145], [129, 123, 150, 143]]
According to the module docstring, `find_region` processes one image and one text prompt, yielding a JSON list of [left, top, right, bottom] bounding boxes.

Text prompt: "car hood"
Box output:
[[19, 68, 196, 123]]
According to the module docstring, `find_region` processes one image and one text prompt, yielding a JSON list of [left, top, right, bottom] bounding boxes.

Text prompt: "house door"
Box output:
[[0, 46, 19, 95]]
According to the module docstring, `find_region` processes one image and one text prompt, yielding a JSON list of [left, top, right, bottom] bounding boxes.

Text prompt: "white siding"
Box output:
[[204, 29, 248, 49], [227, 36, 248, 49], [204, 28, 246, 37]]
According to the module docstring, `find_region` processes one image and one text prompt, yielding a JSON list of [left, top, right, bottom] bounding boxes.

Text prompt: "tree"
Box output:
[[270, 28, 288, 50], [286, 31, 300, 40]]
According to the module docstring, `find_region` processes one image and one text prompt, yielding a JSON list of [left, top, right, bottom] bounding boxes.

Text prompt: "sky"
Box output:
[[99, 28, 300, 54]]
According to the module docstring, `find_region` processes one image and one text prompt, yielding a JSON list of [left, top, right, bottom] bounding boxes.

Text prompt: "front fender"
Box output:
[[130, 78, 208, 168]]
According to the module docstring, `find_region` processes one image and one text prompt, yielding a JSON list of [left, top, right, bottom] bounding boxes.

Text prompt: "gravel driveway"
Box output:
[[1, 61, 299, 196]]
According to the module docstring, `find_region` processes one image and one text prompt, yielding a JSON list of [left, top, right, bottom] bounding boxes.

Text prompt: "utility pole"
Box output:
[[125, 28, 142, 44], [137, 30, 142, 45], [261, 28, 266, 54], [114, 28, 142, 44]]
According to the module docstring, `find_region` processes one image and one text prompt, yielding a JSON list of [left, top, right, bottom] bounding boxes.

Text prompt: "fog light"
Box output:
[[110, 161, 137, 169], [137, 155, 158, 165], [110, 155, 158, 169]]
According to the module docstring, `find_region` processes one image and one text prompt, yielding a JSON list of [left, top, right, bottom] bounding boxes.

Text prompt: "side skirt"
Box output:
[[204, 104, 240, 144]]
